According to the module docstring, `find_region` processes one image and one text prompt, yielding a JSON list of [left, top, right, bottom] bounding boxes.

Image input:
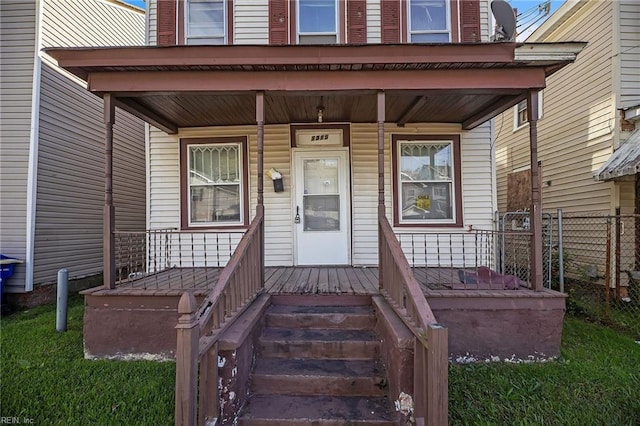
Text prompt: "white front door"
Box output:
[[293, 150, 350, 265]]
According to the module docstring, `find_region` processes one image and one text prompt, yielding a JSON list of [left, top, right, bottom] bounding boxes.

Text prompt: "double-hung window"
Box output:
[[181, 137, 247, 228], [408, 0, 450, 42], [393, 136, 462, 227], [186, 0, 226, 45], [297, 0, 338, 44]]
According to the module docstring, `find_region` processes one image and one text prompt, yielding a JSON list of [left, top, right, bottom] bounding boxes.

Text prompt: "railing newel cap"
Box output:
[[178, 291, 197, 315]]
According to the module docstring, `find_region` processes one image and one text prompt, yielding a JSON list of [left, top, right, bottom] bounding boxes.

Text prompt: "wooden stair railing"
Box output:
[[175, 205, 265, 426], [378, 205, 448, 426]]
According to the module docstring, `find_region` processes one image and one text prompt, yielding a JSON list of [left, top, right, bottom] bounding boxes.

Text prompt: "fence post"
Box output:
[[557, 208, 564, 293], [615, 207, 621, 300], [175, 292, 199, 426], [605, 218, 612, 318]]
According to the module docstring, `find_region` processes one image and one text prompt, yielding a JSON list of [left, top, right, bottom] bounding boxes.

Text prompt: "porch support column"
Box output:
[[103, 93, 116, 289], [256, 91, 264, 206], [377, 91, 385, 207], [527, 90, 543, 291]]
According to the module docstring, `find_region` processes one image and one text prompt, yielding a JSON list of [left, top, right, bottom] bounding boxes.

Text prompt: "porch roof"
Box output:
[[45, 42, 585, 133]]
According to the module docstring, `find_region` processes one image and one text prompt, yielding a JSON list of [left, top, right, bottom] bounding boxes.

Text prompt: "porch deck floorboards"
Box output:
[[85, 266, 535, 297]]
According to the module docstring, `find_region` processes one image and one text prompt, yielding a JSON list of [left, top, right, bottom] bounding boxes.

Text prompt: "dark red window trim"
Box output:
[[290, 124, 351, 148], [179, 136, 249, 230], [391, 134, 463, 228]]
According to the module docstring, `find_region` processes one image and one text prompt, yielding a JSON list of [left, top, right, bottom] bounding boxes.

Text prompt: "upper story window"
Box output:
[[180, 137, 249, 229], [408, 0, 450, 42], [186, 0, 226, 45], [392, 135, 463, 227], [297, 0, 338, 44]]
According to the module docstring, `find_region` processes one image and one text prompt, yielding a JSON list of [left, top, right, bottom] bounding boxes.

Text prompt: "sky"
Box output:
[[120, 0, 564, 40]]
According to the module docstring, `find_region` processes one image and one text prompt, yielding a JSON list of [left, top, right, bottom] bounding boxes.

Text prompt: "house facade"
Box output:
[[0, 0, 146, 303], [495, 0, 639, 216], [142, 0, 499, 269]]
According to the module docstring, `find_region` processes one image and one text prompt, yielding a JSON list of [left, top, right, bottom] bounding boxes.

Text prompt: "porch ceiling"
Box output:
[[45, 42, 586, 133]]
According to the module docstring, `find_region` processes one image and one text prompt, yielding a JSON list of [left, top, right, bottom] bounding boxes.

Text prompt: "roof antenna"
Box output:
[[491, 0, 517, 41]]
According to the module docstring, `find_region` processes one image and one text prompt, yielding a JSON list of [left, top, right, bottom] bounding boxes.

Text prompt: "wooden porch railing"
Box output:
[[174, 205, 264, 426], [378, 206, 448, 426]]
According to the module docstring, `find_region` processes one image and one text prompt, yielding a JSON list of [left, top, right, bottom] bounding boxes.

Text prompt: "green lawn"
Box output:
[[1, 296, 639, 425]]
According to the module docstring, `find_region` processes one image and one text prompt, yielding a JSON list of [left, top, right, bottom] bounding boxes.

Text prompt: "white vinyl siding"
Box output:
[[41, 0, 144, 47], [0, 0, 37, 291], [149, 0, 158, 45], [234, 0, 269, 44], [618, 0, 640, 109], [148, 125, 293, 266], [149, 123, 494, 267], [366, 0, 381, 43], [495, 0, 616, 215], [479, 0, 490, 42]]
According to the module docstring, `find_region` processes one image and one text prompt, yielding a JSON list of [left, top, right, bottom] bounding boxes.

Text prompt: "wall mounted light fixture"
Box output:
[[316, 96, 325, 123]]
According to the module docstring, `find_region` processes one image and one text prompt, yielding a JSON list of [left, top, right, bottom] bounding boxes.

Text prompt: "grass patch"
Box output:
[[0, 294, 174, 425], [450, 317, 640, 425], [2, 297, 639, 425]]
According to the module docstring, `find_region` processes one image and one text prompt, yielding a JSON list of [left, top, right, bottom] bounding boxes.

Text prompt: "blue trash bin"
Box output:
[[1, 254, 23, 303]]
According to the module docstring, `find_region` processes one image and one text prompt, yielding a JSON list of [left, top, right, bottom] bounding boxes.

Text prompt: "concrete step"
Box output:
[[259, 327, 380, 360], [251, 358, 388, 397], [265, 304, 376, 330], [238, 394, 396, 425]]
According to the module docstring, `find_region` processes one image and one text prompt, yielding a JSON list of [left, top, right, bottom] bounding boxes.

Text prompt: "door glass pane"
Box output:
[[304, 195, 340, 231], [302, 157, 340, 231], [304, 159, 339, 194]]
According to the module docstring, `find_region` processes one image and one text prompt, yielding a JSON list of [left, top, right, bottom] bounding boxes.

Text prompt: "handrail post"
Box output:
[[175, 292, 199, 426], [426, 324, 448, 426]]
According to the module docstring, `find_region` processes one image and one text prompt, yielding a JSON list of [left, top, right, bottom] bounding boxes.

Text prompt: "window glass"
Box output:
[[399, 142, 454, 222], [409, 0, 449, 42], [299, 0, 337, 33], [188, 144, 242, 225], [187, 0, 225, 44]]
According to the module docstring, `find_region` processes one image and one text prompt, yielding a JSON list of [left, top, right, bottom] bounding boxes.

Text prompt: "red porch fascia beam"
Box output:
[[103, 93, 116, 290], [86, 68, 547, 94], [528, 89, 544, 292], [46, 43, 517, 70]]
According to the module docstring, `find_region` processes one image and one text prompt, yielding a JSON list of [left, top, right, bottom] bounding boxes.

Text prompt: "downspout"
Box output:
[[25, 0, 44, 292]]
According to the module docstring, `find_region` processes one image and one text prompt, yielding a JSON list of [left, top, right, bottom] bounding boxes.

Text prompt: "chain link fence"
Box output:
[[553, 212, 639, 338]]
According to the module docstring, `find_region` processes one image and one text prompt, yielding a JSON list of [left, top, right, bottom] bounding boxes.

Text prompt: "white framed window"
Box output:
[[182, 139, 247, 228], [514, 91, 544, 130], [408, 0, 451, 43], [186, 0, 226, 45], [297, 0, 338, 44], [392, 135, 462, 227]]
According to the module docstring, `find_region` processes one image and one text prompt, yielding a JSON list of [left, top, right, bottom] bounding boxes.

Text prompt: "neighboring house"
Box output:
[[495, 0, 639, 216], [0, 0, 146, 305], [494, 0, 639, 293]]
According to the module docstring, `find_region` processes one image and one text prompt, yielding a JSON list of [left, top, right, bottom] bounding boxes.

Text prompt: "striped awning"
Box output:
[[595, 129, 640, 181]]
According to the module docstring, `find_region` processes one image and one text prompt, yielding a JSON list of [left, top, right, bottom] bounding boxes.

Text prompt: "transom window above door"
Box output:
[[186, 0, 226, 45], [297, 0, 338, 44], [409, 0, 450, 42]]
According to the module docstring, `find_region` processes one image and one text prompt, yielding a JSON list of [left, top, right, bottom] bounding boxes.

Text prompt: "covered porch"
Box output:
[[49, 42, 583, 426]]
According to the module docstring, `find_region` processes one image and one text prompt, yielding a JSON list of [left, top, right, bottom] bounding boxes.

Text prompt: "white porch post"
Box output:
[[527, 89, 543, 291], [103, 93, 116, 289]]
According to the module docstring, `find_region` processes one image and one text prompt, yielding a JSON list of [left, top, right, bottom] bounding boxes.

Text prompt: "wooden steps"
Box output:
[[238, 296, 397, 425]]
